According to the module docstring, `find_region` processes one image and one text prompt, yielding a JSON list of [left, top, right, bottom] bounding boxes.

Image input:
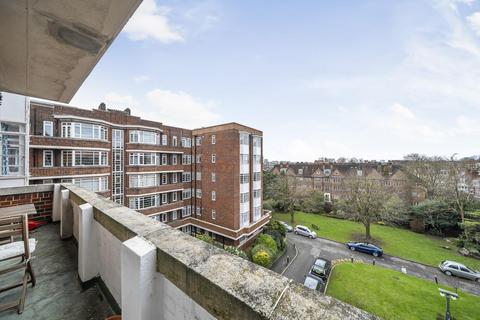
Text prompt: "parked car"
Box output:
[[303, 274, 325, 292], [279, 221, 293, 232], [439, 260, 480, 282], [294, 225, 317, 239], [346, 242, 383, 257], [310, 258, 331, 280]]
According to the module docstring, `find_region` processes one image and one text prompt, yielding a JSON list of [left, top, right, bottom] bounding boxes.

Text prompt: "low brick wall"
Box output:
[[0, 184, 54, 221]]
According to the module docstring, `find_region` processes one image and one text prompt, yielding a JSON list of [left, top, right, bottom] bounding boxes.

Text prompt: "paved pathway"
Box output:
[[271, 240, 296, 274], [280, 232, 480, 296]]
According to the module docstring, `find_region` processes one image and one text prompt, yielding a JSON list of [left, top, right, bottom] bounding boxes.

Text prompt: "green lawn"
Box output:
[[326, 263, 480, 320], [273, 211, 480, 270]]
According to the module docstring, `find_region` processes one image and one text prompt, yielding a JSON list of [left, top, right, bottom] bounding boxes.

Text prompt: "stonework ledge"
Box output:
[[62, 184, 377, 320]]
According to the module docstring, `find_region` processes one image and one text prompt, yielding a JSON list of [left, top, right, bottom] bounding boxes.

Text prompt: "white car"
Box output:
[[294, 225, 317, 239]]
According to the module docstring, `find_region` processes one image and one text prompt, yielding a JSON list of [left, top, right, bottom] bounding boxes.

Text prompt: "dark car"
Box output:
[[346, 242, 383, 257], [310, 258, 331, 280], [303, 274, 326, 292]]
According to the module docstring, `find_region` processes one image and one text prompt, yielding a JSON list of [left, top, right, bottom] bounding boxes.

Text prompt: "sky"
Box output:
[[71, 0, 480, 162]]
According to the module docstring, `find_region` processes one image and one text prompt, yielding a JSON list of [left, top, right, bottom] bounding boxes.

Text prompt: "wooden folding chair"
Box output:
[[0, 214, 36, 314]]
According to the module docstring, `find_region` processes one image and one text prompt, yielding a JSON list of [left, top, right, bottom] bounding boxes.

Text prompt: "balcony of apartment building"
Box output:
[[0, 184, 374, 320], [31, 135, 111, 150]]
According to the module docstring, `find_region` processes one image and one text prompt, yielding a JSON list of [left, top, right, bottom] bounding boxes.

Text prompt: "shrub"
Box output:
[[196, 233, 214, 244], [224, 246, 249, 260], [252, 250, 272, 267], [409, 200, 460, 236], [264, 220, 286, 237], [311, 224, 319, 230], [255, 234, 278, 256], [251, 244, 273, 257]]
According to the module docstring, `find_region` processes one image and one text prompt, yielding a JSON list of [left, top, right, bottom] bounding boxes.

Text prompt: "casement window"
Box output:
[[172, 210, 178, 220], [211, 135, 216, 144], [129, 174, 158, 188], [211, 209, 216, 220], [172, 173, 178, 183], [239, 132, 249, 145], [182, 172, 191, 182], [162, 134, 168, 146], [43, 121, 53, 137], [253, 136, 262, 148], [211, 191, 216, 201], [253, 189, 261, 198], [61, 150, 107, 166], [43, 179, 53, 184], [196, 154, 201, 164], [129, 195, 159, 210], [196, 189, 202, 198], [161, 154, 168, 165], [43, 150, 53, 167], [161, 193, 168, 204], [254, 206, 261, 221], [240, 192, 249, 203], [240, 211, 249, 228], [129, 130, 159, 145], [182, 189, 191, 200], [240, 154, 249, 165], [172, 192, 177, 202], [61, 122, 107, 140], [253, 155, 261, 164], [195, 137, 202, 146], [73, 176, 108, 193], [161, 213, 168, 223], [161, 173, 168, 185], [172, 154, 177, 165], [196, 172, 201, 181], [240, 173, 249, 184], [211, 172, 216, 182], [172, 136, 177, 146], [253, 172, 261, 181], [129, 153, 159, 165], [182, 154, 192, 165], [211, 154, 216, 163], [196, 207, 202, 216], [181, 137, 191, 148], [182, 206, 192, 217]]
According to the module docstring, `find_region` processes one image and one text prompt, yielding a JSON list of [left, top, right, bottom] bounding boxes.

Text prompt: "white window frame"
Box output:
[[161, 154, 168, 165], [211, 154, 216, 163], [212, 209, 216, 220], [43, 150, 53, 167], [172, 192, 177, 202], [172, 173, 178, 184], [161, 193, 168, 204], [43, 121, 53, 137], [162, 134, 168, 146], [211, 135, 216, 144], [172, 154, 177, 165], [211, 172, 216, 182], [212, 191, 216, 201], [172, 136, 177, 146]]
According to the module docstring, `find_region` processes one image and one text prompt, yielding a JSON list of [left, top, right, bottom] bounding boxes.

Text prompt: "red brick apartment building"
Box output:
[[28, 101, 270, 247]]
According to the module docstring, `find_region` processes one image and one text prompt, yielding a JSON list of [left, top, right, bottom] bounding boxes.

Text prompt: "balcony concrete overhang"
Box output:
[[0, 0, 141, 102]]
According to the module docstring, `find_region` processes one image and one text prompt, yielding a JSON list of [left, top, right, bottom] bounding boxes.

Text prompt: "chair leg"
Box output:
[[17, 270, 29, 314], [27, 261, 36, 287]]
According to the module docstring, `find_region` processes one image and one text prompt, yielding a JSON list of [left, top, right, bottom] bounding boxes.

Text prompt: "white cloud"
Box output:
[[133, 75, 150, 83], [123, 0, 184, 43], [104, 92, 139, 107], [145, 89, 220, 128], [467, 12, 480, 36]]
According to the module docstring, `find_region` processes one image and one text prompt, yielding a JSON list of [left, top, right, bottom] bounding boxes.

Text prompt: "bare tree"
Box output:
[[275, 172, 301, 223], [403, 153, 447, 199], [339, 174, 401, 240], [446, 154, 474, 223]]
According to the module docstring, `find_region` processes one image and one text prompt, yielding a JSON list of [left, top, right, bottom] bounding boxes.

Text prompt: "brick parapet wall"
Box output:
[[0, 185, 54, 221]]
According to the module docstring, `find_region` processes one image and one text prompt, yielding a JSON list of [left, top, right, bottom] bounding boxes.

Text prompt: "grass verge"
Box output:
[[326, 263, 480, 320], [273, 211, 480, 270]]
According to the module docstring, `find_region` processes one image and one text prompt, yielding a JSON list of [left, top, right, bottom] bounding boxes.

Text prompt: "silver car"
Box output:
[[279, 221, 293, 232], [294, 225, 317, 239], [439, 260, 480, 282]]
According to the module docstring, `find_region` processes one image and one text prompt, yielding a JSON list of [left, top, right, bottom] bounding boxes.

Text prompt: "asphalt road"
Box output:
[[283, 232, 480, 296]]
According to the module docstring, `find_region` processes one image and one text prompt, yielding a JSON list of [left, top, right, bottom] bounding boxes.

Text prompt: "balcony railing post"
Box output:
[[60, 189, 73, 239], [52, 183, 61, 222], [121, 236, 158, 320], [77, 203, 98, 282]]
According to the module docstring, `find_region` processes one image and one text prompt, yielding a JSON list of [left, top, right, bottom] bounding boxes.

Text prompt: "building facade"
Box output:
[[271, 162, 427, 205], [29, 101, 269, 247], [0, 92, 29, 187]]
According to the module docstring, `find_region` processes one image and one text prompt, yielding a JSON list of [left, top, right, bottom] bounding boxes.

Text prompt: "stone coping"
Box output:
[[61, 183, 377, 320], [0, 184, 54, 196]]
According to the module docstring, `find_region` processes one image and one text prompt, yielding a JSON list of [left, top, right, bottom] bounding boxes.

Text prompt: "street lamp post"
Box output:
[[438, 288, 459, 320]]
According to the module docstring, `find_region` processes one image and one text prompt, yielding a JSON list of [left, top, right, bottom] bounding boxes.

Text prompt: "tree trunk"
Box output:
[[290, 211, 295, 224], [365, 222, 371, 241]]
